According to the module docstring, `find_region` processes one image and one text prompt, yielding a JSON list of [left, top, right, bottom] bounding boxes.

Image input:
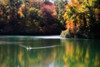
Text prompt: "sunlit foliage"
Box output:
[[63, 0, 100, 38], [54, 0, 67, 28]]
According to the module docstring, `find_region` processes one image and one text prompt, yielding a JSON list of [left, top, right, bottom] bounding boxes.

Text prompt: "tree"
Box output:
[[62, 0, 100, 38]]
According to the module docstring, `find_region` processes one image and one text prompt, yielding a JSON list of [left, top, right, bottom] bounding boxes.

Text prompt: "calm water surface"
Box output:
[[0, 36, 100, 67]]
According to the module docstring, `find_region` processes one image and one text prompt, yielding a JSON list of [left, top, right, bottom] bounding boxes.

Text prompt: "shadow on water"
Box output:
[[0, 36, 100, 67]]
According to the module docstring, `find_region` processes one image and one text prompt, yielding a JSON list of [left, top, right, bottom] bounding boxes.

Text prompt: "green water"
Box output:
[[0, 36, 100, 67]]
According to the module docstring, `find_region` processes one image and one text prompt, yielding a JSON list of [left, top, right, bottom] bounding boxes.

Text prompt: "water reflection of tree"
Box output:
[[0, 38, 64, 67], [62, 39, 100, 67], [0, 38, 100, 67]]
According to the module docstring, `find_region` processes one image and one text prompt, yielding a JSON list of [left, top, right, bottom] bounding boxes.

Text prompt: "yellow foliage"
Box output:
[[18, 4, 25, 18], [18, 12, 24, 18], [0, 0, 9, 5], [63, 0, 91, 33]]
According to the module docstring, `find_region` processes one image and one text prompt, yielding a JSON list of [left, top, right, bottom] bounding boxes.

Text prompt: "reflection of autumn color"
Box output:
[[65, 43, 74, 58], [62, 39, 100, 67], [18, 50, 25, 66], [63, 42, 74, 67], [40, 49, 56, 64]]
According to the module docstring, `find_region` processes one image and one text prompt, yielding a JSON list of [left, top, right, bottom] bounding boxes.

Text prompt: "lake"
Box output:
[[0, 36, 100, 67]]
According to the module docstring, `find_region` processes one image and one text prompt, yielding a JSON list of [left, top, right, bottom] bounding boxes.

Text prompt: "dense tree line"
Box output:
[[0, 0, 100, 38], [0, 0, 65, 35]]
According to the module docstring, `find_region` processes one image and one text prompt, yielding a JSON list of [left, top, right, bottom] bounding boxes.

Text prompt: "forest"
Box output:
[[0, 0, 100, 38]]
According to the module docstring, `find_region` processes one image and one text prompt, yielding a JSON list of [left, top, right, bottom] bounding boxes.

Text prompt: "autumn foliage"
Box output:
[[63, 0, 100, 38], [0, 0, 100, 37], [41, 1, 57, 22], [40, 1, 61, 34], [0, 0, 63, 35]]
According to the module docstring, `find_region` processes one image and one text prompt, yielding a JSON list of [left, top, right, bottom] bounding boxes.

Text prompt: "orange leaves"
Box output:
[[18, 12, 24, 18], [0, 11, 3, 15], [71, 0, 75, 4], [71, 0, 82, 4], [5, 10, 9, 13], [39, 27, 43, 32], [40, 1, 57, 18], [71, 23, 75, 29], [18, 9, 24, 18], [65, 19, 76, 33], [70, 0, 80, 7], [66, 19, 72, 29]]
